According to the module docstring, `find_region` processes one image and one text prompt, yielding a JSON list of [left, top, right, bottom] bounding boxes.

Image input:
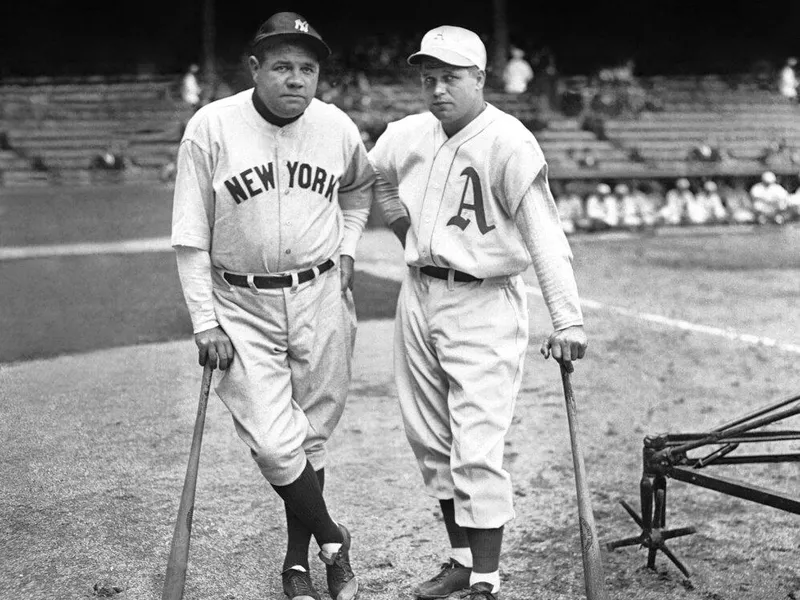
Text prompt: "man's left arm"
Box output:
[[514, 165, 587, 372], [337, 127, 377, 291]]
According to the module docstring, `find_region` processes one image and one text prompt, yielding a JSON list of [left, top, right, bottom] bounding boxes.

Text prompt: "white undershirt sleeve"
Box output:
[[515, 169, 584, 331], [340, 207, 371, 258], [371, 172, 408, 225], [174, 245, 219, 334]]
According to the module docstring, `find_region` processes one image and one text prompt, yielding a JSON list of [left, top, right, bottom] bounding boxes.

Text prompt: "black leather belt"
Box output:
[[224, 259, 334, 289], [420, 265, 482, 283]]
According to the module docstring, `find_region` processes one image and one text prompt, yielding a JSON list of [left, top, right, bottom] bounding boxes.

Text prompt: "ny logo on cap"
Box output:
[[433, 32, 445, 41], [294, 19, 309, 32]]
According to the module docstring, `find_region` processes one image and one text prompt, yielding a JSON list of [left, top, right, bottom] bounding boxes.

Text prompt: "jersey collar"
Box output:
[[251, 89, 304, 127]]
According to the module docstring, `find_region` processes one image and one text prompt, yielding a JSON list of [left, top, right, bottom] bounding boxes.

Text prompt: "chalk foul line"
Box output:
[[526, 285, 800, 355], [0, 237, 172, 260]]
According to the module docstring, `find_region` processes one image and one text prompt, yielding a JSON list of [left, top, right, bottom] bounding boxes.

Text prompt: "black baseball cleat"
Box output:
[[317, 523, 358, 600], [282, 567, 322, 600], [458, 581, 498, 600], [413, 559, 471, 599]]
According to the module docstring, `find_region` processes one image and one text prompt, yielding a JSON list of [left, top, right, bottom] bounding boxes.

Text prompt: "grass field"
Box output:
[[1, 185, 798, 600]]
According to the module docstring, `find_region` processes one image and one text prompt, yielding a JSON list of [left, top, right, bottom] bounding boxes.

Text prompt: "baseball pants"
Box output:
[[211, 263, 356, 486], [395, 267, 529, 529]]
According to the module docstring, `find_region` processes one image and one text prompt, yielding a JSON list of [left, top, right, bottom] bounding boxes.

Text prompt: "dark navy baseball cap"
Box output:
[[251, 12, 331, 60]]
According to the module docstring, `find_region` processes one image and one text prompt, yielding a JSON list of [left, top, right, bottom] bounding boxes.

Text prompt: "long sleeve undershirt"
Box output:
[[175, 206, 370, 335], [515, 173, 584, 331], [372, 170, 583, 331]]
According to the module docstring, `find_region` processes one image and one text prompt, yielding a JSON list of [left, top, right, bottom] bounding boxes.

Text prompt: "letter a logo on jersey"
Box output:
[[294, 19, 309, 32], [447, 167, 495, 234]]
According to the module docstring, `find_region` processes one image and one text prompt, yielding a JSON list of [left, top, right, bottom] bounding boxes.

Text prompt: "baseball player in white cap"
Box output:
[[172, 11, 374, 600], [369, 25, 587, 600]]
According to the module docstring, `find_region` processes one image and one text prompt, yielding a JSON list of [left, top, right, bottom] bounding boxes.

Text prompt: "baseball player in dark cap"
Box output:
[[172, 11, 374, 600], [370, 25, 587, 600]]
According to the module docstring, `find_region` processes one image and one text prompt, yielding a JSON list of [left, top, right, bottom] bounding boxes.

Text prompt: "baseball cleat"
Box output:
[[282, 567, 322, 600], [458, 581, 498, 599], [318, 523, 358, 600], [413, 559, 471, 599]]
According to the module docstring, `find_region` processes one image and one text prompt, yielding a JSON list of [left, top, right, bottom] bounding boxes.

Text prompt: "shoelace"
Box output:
[[430, 561, 461, 583], [285, 570, 317, 596], [328, 549, 355, 579]]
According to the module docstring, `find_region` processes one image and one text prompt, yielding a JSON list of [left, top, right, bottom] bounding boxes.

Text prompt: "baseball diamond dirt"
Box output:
[[0, 185, 799, 600]]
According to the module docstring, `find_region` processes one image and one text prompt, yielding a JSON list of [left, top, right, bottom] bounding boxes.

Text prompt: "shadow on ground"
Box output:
[[0, 253, 400, 364]]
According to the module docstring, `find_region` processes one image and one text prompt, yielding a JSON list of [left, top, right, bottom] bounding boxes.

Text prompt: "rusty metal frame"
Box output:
[[605, 392, 800, 577]]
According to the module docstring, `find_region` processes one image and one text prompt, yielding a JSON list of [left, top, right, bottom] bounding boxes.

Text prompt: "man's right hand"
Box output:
[[194, 326, 234, 370]]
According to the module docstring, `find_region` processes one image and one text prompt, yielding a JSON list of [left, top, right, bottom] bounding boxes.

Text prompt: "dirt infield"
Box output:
[[1, 185, 799, 599]]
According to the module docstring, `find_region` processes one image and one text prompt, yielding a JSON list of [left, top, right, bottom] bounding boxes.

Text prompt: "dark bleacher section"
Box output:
[[0, 75, 192, 186], [1, 73, 798, 186], [602, 76, 800, 178]]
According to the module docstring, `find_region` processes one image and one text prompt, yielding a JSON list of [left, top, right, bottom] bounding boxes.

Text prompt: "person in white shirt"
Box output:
[[502, 47, 534, 95], [750, 171, 791, 224]]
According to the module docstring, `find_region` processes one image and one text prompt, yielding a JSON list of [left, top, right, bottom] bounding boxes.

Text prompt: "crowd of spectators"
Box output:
[[554, 171, 800, 235]]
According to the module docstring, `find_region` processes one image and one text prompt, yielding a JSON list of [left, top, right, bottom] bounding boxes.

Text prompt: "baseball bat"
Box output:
[[559, 363, 610, 600], [162, 362, 214, 600]]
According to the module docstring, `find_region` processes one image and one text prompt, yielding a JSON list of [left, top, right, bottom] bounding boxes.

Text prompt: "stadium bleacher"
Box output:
[[1, 72, 799, 187]]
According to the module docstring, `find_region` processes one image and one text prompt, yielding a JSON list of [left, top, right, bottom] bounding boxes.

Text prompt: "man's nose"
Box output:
[[287, 70, 304, 87], [433, 81, 447, 96]]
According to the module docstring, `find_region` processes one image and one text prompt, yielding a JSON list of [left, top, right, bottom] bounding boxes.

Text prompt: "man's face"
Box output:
[[420, 60, 484, 129], [249, 42, 319, 118]]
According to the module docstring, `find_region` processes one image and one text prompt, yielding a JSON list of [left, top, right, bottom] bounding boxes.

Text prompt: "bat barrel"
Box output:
[[162, 363, 214, 600], [560, 364, 610, 600]]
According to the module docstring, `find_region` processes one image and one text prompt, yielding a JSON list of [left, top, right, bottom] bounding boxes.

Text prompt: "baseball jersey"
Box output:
[[368, 103, 545, 279], [172, 90, 374, 274]]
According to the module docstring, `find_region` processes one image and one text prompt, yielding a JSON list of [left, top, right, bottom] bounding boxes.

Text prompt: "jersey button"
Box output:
[[285, 249, 291, 255], [284, 189, 291, 195]]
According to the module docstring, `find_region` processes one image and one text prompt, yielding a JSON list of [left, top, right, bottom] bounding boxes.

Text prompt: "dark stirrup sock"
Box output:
[[439, 499, 470, 550], [466, 526, 504, 573], [272, 461, 342, 548], [282, 468, 326, 571]]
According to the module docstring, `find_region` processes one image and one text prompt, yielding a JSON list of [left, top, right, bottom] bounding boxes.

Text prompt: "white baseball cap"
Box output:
[[408, 25, 487, 70], [762, 171, 776, 184]]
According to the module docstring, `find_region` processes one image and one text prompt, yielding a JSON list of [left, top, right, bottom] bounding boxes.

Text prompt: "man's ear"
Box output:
[[248, 55, 260, 81], [475, 68, 486, 90]]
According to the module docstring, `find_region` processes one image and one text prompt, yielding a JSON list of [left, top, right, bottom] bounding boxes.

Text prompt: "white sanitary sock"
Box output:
[[470, 570, 500, 593]]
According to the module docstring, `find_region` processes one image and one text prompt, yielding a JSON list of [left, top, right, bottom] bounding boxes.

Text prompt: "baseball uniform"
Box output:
[[172, 89, 374, 486], [369, 103, 584, 528]]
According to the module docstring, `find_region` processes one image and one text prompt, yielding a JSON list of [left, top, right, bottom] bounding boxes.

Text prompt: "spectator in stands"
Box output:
[[635, 181, 661, 228], [585, 182, 619, 230], [779, 57, 798, 101], [696, 180, 728, 224], [687, 137, 726, 164], [619, 181, 657, 230], [90, 142, 127, 171], [787, 178, 800, 221], [617, 183, 640, 229], [502, 47, 534, 95], [758, 138, 800, 169], [719, 177, 756, 224], [0, 129, 10, 150], [181, 63, 203, 110], [750, 171, 791, 224], [660, 178, 693, 225], [554, 181, 588, 235], [568, 147, 600, 169]]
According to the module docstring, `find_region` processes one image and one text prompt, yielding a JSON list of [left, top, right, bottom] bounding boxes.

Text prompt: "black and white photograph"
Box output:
[[1, 1, 798, 599]]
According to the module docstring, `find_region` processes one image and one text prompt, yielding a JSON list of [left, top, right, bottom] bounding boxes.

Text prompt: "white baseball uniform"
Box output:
[[369, 103, 583, 528], [172, 89, 374, 485]]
